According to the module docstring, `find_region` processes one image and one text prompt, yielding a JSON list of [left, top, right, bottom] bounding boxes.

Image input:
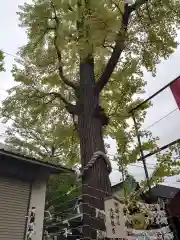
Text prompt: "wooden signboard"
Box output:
[[104, 196, 127, 239]]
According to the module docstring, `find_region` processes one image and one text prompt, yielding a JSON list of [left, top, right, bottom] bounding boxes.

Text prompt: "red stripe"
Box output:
[[170, 77, 180, 109]]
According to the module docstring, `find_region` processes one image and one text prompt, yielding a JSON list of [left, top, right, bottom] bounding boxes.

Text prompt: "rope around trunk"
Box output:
[[80, 151, 112, 177]]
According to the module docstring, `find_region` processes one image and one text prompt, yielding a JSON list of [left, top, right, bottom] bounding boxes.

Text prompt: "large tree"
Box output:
[[1, 0, 180, 238]]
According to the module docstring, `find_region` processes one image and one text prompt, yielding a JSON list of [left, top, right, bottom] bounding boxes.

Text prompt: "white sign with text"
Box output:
[[104, 196, 127, 239]]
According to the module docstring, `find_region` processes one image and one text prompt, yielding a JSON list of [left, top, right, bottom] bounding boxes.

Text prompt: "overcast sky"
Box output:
[[1, 0, 180, 188]]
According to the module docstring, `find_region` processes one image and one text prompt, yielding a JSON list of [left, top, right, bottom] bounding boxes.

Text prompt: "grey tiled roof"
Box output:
[[150, 184, 180, 199]]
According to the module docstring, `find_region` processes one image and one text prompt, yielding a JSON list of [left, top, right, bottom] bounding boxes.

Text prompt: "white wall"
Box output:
[[28, 175, 47, 240]]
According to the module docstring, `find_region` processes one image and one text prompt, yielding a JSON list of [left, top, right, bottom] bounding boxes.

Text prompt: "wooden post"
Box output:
[[131, 110, 150, 188]]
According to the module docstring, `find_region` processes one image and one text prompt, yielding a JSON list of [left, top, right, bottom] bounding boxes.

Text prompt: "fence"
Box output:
[[43, 183, 177, 240]]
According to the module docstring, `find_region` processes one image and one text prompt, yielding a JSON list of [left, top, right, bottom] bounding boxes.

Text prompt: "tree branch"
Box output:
[[50, 1, 78, 90], [67, 3, 74, 12], [33, 27, 55, 51], [110, 0, 124, 16], [49, 92, 69, 105], [34, 90, 77, 114], [102, 41, 114, 50], [36, 91, 70, 106], [96, 0, 150, 92], [130, 0, 150, 12], [54, 36, 78, 90], [50, 145, 56, 157], [48, 92, 78, 114], [96, 4, 131, 92]]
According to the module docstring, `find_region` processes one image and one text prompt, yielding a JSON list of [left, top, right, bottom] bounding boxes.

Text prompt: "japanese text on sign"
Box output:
[[104, 196, 127, 239]]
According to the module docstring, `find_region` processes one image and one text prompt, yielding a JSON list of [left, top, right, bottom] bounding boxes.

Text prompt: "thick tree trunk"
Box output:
[[78, 61, 112, 239]]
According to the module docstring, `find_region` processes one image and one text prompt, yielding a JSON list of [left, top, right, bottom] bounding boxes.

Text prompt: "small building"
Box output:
[[148, 184, 179, 201], [0, 146, 72, 240], [112, 182, 124, 197], [112, 178, 140, 199]]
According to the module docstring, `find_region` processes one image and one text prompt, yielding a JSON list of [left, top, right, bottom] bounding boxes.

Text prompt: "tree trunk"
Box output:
[[78, 60, 112, 239]]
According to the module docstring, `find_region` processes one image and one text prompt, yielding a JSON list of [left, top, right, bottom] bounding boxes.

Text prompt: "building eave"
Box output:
[[0, 148, 73, 174]]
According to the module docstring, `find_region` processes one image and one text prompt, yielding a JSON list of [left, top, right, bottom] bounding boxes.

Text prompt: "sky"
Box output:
[[1, 0, 180, 188]]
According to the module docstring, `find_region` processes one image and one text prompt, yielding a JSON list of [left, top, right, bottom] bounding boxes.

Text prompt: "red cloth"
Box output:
[[170, 78, 180, 109]]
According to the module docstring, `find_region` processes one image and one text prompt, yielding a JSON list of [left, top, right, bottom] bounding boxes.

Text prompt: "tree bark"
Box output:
[[78, 60, 112, 239]]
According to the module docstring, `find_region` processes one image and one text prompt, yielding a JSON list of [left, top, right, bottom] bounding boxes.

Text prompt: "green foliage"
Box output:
[[0, 50, 5, 72], [2, 91, 80, 166], [1, 0, 180, 200], [45, 173, 80, 221], [148, 146, 180, 185], [123, 172, 139, 198]]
